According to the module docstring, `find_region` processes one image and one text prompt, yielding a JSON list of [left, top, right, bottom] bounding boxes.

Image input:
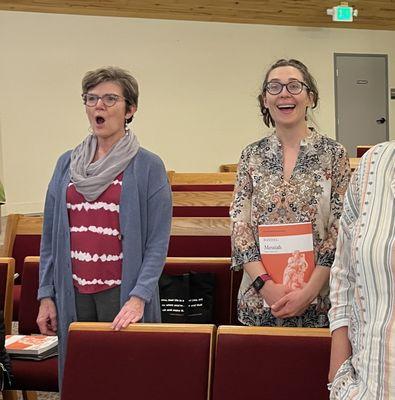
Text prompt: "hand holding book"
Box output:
[[270, 286, 315, 318], [259, 280, 287, 308], [271, 265, 330, 318], [258, 222, 316, 312]]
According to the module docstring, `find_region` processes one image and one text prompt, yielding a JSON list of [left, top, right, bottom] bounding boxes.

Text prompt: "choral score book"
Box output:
[[258, 222, 315, 292]]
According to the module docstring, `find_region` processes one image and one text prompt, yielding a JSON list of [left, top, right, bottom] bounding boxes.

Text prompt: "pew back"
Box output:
[[164, 257, 233, 325], [62, 322, 215, 400], [212, 326, 331, 400], [0, 257, 15, 334]]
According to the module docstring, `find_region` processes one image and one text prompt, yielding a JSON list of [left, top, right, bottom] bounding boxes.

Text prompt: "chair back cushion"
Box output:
[[62, 323, 214, 400], [12, 235, 41, 284], [213, 327, 331, 400], [18, 258, 40, 334], [168, 236, 231, 257]]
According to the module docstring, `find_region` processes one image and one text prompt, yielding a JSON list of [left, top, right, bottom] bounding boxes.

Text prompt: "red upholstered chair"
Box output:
[[10, 257, 58, 397], [0, 214, 43, 320], [0, 259, 17, 400], [164, 257, 233, 325], [356, 145, 373, 158], [212, 326, 331, 400], [168, 172, 234, 258], [219, 164, 237, 173], [171, 172, 235, 218], [0, 257, 15, 334], [169, 217, 231, 257], [62, 322, 215, 400], [0, 260, 17, 400]]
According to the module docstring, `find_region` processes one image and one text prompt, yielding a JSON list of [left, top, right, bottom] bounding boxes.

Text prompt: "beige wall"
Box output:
[[0, 10, 394, 214]]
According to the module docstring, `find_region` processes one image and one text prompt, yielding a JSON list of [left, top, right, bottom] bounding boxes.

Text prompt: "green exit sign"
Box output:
[[334, 5, 353, 21]]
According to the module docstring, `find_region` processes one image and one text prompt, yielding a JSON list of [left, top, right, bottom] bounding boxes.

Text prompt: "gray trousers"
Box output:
[[74, 285, 121, 322]]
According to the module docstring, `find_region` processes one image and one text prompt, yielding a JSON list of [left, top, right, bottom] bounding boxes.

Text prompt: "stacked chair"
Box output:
[[0, 257, 16, 400], [168, 171, 234, 257], [60, 323, 331, 400], [167, 172, 242, 324], [8, 257, 58, 399], [0, 257, 15, 335], [212, 326, 331, 400], [61, 322, 215, 400], [0, 214, 43, 320]]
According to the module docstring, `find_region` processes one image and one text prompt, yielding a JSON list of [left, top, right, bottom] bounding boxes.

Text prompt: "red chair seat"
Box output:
[[11, 357, 59, 392]]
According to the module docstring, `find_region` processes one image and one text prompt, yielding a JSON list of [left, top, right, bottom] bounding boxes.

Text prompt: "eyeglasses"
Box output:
[[82, 93, 126, 107], [265, 80, 310, 95]]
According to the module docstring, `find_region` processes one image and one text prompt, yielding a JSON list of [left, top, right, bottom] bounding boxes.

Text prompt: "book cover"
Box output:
[[258, 222, 314, 291], [5, 335, 58, 357]]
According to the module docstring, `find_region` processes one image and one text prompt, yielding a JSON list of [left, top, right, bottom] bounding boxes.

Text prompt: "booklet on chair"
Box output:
[[258, 222, 315, 291], [5, 334, 58, 360]]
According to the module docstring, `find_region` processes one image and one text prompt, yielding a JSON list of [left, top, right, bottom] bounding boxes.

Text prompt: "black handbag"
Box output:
[[0, 311, 13, 390], [159, 272, 215, 324]]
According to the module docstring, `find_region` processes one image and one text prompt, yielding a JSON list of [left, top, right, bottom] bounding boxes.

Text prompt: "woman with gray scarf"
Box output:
[[36, 67, 172, 385]]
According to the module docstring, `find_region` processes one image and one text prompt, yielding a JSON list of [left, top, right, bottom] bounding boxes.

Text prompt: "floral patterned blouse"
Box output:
[[230, 129, 351, 327]]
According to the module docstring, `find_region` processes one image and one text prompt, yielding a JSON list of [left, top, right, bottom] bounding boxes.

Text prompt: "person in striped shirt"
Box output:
[[329, 141, 395, 399]]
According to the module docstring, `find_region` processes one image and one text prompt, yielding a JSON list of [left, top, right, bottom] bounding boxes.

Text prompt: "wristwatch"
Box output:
[[251, 274, 272, 292]]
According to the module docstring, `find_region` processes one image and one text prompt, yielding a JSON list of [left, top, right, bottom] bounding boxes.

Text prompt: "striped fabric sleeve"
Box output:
[[328, 170, 360, 333]]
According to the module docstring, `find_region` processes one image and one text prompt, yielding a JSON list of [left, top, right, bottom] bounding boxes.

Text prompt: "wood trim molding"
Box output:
[[217, 325, 331, 337], [171, 217, 231, 236], [173, 191, 233, 207], [69, 321, 216, 334]]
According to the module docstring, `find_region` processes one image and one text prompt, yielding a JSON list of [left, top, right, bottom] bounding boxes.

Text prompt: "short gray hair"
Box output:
[[82, 67, 139, 123]]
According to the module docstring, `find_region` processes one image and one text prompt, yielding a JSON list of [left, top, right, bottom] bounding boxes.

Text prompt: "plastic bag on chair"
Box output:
[[159, 272, 215, 324]]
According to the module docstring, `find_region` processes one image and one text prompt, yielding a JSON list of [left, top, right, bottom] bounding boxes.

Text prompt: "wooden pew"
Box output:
[[0, 214, 43, 321], [221, 158, 361, 172], [169, 171, 236, 187], [9, 257, 58, 399], [0, 257, 15, 335], [62, 322, 215, 400], [356, 145, 373, 158], [169, 216, 231, 257], [163, 257, 234, 325], [168, 172, 234, 257], [212, 326, 331, 400], [219, 164, 237, 173]]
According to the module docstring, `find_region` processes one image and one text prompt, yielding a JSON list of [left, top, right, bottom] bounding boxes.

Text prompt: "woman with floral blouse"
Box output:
[[230, 59, 351, 327]]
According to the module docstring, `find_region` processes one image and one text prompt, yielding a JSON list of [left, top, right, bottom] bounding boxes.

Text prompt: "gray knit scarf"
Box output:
[[70, 131, 140, 202]]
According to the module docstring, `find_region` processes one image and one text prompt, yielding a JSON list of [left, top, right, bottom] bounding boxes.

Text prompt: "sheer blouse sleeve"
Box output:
[[316, 144, 351, 267], [230, 147, 261, 271]]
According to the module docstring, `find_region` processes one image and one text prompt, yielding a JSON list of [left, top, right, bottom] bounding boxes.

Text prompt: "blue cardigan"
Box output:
[[38, 147, 172, 385]]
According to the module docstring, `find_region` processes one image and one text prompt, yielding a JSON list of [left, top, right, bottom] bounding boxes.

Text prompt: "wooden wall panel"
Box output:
[[0, 1, 394, 31]]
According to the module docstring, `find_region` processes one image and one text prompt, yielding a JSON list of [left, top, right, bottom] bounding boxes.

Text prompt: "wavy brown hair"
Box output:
[[258, 59, 319, 128]]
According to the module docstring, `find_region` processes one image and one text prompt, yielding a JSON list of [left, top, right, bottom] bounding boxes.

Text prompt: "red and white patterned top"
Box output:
[[67, 173, 123, 294]]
